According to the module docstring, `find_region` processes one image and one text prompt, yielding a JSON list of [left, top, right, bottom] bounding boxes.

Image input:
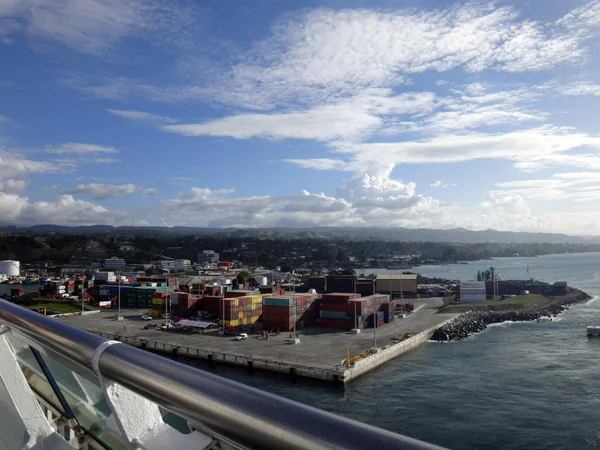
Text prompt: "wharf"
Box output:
[[56, 298, 458, 383]]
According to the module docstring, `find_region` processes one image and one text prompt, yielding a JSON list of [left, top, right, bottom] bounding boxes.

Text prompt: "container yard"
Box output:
[[56, 297, 458, 384]]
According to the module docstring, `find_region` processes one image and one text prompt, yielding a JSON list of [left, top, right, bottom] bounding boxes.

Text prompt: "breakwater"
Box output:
[[432, 288, 592, 341]]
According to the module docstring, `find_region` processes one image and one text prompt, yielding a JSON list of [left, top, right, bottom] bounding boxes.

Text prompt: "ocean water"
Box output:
[[176, 252, 600, 450]]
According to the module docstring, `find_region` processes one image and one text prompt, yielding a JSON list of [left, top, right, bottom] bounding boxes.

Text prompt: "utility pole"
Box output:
[[81, 282, 85, 315]]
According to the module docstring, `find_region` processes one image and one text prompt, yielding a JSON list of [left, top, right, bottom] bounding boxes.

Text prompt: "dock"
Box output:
[[56, 298, 458, 383]]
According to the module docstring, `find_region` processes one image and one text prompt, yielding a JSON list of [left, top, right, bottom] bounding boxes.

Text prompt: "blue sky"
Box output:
[[1, 0, 600, 233]]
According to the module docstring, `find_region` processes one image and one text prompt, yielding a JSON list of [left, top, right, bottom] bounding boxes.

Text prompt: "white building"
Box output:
[[460, 281, 486, 303], [104, 258, 126, 269], [198, 250, 219, 264], [0, 260, 19, 277]]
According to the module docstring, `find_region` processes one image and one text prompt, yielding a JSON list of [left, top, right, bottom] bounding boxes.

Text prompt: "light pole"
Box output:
[[292, 270, 296, 336], [81, 282, 85, 315], [373, 310, 377, 350], [164, 270, 170, 327], [354, 279, 357, 330], [117, 271, 122, 320]]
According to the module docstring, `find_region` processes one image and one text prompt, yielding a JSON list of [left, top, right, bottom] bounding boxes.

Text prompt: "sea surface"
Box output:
[[176, 252, 600, 450]]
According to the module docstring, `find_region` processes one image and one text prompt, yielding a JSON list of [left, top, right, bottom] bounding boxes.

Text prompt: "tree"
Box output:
[[237, 270, 251, 284], [145, 267, 156, 276]]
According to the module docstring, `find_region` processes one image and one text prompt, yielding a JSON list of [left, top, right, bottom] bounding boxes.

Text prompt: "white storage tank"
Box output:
[[253, 275, 267, 286], [0, 260, 20, 277]]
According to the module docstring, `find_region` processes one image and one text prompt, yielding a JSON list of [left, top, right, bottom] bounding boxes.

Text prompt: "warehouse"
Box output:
[[459, 281, 486, 303], [375, 274, 417, 299]]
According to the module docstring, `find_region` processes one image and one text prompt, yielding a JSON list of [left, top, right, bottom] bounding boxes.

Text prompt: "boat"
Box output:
[[586, 326, 600, 337]]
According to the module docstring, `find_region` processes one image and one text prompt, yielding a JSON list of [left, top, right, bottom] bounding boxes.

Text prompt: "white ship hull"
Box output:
[[587, 326, 600, 337]]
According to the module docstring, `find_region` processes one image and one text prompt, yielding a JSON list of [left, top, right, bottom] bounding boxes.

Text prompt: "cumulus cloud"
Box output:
[[0, 178, 28, 194], [64, 183, 157, 200]]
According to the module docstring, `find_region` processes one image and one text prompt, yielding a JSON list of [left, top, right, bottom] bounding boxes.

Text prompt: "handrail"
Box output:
[[0, 299, 444, 450]]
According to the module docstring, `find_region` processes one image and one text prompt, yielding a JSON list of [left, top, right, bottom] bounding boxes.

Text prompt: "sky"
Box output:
[[1, 0, 600, 234]]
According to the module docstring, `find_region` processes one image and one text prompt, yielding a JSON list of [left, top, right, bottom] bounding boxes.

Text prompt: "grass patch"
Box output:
[[27, 301, 96, 313], [439, 294, 554, 313]]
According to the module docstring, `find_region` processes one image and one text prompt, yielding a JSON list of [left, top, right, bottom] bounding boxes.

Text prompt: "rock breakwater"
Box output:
[[432, 289, 592, 341]]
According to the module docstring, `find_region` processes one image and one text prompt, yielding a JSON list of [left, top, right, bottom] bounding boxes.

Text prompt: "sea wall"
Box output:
[[432, 288, 591, 341]]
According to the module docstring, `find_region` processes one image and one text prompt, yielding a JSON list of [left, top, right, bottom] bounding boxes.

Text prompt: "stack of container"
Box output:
[[199, 294, 265, 328], [317, 293, 361, 329], [316, 293, 391, 330], [262, 294, 318, 331], [381, 301, 395, 323], [174, 292, 199, 314]]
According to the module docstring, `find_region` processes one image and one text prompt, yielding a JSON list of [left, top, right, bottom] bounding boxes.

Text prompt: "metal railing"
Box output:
[[0, 299, 444, 450]]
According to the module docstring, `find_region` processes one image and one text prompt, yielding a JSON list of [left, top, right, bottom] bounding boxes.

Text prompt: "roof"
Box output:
[[174, 319, 218, 328], [179, 276, 202, 286], [375, 274, 417, 280]]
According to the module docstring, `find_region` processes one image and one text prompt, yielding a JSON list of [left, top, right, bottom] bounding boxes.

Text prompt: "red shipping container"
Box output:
[[320, 302, 348, 312], [316, 318, 346, 328], [321, 293, 361, 302]]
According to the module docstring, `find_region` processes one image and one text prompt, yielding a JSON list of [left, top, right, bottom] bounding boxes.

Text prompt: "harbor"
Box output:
[[57, 298, 458, 383]]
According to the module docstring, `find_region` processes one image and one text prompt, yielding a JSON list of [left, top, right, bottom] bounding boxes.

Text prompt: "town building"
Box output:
[[459, 281, 486, 303], [104, 257, 126, 269], [375, 274, 418, 298], [198, 250, 219, 264]]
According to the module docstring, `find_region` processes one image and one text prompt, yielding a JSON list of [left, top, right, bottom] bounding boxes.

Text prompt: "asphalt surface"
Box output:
[[57, 298, 457, 369]]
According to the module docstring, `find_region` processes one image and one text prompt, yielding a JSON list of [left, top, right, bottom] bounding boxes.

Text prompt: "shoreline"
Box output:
[[431, 288, 592, 341]]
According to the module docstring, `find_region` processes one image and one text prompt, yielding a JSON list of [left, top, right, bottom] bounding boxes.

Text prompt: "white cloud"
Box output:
[[493, 172, 600, 202], [162, 105, 381, 141], [0, 179, 28, 194], [430, 181, 456, 188], [45, 143, 118, 155], [106, 109, 178, 124], [283, 158, 351, 171], [74, 2, 600, 110], [64, 183, 157, 200], [42, 185, 58, 192], [558, 82, 600, 96], [0, 0, 200, 55], [325, 126, 600, 176], [0, 149, 58, 179]]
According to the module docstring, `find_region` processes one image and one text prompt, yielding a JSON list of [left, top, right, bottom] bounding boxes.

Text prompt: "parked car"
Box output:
[[161, 313, 172, 319], [141, 314, 152, 320], [234, 333, 248, 341]]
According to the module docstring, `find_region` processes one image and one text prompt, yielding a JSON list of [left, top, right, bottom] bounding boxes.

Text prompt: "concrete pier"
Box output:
[[56, 298, 458, 383]]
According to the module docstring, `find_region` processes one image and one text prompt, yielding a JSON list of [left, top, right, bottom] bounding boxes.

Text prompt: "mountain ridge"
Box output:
[[0, 224, 598, 244]]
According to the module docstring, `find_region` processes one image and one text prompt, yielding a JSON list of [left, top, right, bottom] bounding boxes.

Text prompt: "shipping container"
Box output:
[[319, 310, 346, 319]]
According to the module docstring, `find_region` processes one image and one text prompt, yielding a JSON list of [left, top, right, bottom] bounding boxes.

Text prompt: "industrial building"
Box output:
[[375, 274, 417, 299], [104, 257, 126, 269], [459, 281, 486, 303], [198, 250, 219, 264]]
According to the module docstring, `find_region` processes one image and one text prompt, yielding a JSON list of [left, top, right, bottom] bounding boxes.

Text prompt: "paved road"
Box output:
[[57, 298, 458, 369]]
